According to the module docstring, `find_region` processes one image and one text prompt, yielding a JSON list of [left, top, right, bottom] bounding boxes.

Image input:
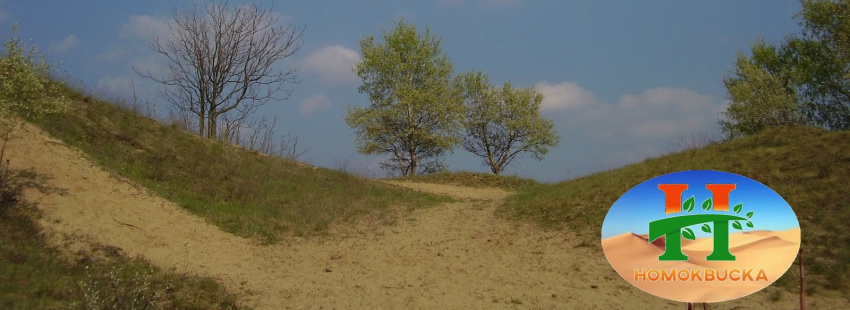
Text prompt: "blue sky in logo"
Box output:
[[601, 170, 800, 239]]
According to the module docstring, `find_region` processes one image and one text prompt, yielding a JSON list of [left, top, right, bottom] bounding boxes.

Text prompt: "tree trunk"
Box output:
[[199, 101, 206, 137], [208, 111, 217, 139], [408, 150, 418, 176]]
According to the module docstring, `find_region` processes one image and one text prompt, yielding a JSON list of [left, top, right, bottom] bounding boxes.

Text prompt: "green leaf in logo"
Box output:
[[701, 198, 712, 211], [683, 196, 695, 213], [701, 223, 711, 233], [746, 221, 754, 228], [682, 227, 695, 240], [733, 203, 743, 214], [732, 221, 743, 230], [746, 211, 754, 219]]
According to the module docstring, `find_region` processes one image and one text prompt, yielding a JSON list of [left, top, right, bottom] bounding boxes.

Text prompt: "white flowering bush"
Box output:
[[73, 264, 171, 310], [0, 24, 69, 119]]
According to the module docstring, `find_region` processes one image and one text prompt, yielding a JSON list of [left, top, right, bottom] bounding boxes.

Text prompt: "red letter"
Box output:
[[659, 184, 689, 214], [706, 184, 736, 211]]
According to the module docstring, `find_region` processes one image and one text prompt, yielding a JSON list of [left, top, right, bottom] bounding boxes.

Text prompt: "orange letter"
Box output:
[[648, 269, 660, 281], [756, 269, 768, 281], [706, 184, 736, 211], [730, 269, 740, 281], [662, 269, 676, 281], [743, 269, 754, 281], [690, 269, 703, 281], [705, 269, 715, 281], [635, 269, 646, 281], [678, 269, 689, 281], [659, 184, 689, 214], [716, 269, 728, 281]]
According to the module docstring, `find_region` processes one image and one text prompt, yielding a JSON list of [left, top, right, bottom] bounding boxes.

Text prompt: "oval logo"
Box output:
[[601, 170, 800, 303]]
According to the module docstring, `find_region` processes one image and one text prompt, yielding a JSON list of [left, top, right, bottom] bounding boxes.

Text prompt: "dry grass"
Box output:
[[502, 126, 850, 295], [30, 88, 449, 244]]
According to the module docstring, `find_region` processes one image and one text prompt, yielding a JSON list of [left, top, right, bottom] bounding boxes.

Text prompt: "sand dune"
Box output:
[[602, 229, 800, 303]]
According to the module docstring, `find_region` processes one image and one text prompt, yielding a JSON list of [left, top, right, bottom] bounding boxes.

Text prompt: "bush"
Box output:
[[0, 24, 69, 120]]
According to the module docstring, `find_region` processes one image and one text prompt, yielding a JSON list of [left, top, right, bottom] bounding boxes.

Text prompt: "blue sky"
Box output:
[[0, 1, 804, 182], [601, 170, 800, 239]]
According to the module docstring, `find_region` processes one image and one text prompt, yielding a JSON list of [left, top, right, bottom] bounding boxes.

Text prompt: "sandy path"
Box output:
[[8, 121, 842, 309]]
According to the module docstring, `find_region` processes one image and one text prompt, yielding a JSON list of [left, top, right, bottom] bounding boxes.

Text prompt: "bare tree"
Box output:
[[136, 2, 303, 139]]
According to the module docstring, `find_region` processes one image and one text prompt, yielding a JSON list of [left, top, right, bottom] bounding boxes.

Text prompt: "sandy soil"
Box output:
[[7, 121, 847, 309], [603, 229, 800, 303]]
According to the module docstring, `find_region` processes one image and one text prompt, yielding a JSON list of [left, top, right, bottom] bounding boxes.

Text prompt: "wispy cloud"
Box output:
[[300, 93, 332, 115], [540, 81, 724, 171], [302, 45, 360, 84], [120, 15, 170, 40], [51, 34, 78, 53]]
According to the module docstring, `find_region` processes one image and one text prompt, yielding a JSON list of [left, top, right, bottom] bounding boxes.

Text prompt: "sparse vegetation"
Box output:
[[136, 2, 303, 140], [31, 91, 449, 243], [0, 169, 240, 309], [502, 126, 850, 296], [401, 171, 537, 190]]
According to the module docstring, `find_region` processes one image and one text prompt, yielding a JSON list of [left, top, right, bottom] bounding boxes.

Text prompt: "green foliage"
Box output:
[[701, 198, 712, 211], [682, 196, 695, 212], [721, 48, 806, 138], [457, 70, 559, 175], [0, 25, 69, 120], [346, 19, 463, 176], [721, 0, 850, 136]]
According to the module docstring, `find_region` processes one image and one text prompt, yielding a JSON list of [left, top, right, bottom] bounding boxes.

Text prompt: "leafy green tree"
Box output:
[[721, 0, 850, 136], [793, 0, 850, 130], [457, 71, 559, 175], [346, 20, 462, 176], [720, 45, 806, 138]]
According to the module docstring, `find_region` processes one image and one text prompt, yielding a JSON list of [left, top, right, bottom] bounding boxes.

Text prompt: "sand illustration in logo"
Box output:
[[603, 226, 800, 302]]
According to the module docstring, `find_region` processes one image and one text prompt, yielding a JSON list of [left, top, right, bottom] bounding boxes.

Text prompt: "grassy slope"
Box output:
[[503, 126, 850, 295], [31, 90, 448, 244], [0, 184, 240, 309]]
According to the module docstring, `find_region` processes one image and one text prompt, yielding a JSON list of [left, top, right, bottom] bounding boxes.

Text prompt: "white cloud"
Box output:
[[51, 34, 78, 53], [302, 45, 360, 84], [534, 81, 597, 111], [120, 15, 170, 40], [542, 83, 724, 173], [300, 93, 332, 115]]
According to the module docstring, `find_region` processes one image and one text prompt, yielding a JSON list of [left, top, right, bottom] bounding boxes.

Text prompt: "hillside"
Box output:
[[29, 92, 449, 243], [503, 126, 850, 295], [0, 82, 843, 307], [12, 121, 848, 308]]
